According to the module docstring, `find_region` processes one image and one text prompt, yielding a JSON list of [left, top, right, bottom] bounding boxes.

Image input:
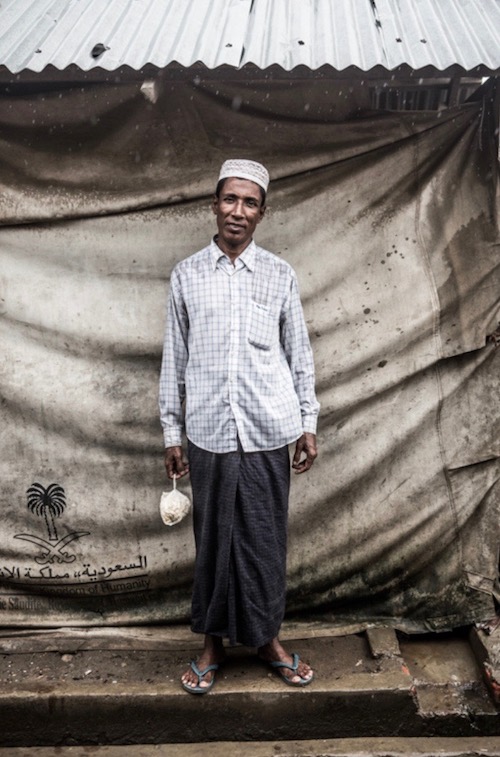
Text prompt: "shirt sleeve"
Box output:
[[159, 268, 189, 447], [280, 271, 320, 434]]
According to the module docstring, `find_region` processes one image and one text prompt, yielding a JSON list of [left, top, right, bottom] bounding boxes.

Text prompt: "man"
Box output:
[[159, 159, 319, 693]]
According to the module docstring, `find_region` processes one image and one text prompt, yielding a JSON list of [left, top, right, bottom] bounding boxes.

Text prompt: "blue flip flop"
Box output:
[[181, 660, 219, 695], [269, 652, 314, 687]]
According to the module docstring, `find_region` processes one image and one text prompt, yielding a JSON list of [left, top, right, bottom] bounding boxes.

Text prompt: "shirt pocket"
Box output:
[[248, 300, 277, 351]]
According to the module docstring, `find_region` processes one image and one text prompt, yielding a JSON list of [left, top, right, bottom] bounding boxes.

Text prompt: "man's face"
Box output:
[[212, 177, 265, 251]]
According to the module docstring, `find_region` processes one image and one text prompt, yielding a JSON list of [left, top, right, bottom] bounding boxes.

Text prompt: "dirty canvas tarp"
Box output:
[[0, 78, 498, 630]]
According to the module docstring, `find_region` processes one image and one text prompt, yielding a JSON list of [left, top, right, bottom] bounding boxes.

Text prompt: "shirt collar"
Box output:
[[210, 237, 257, 272]]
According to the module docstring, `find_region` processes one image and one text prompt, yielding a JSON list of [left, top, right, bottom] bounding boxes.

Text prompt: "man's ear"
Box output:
[[212, 194, 219, 215], [257, 204, 266, 223]]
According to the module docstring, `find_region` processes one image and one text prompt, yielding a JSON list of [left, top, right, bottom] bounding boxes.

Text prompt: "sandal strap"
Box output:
[[269, 652, 299, 672], [190, 660, 219, 682]]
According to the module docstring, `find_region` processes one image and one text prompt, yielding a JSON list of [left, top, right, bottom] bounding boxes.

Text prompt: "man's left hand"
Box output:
[[292, 432, 318, 474]]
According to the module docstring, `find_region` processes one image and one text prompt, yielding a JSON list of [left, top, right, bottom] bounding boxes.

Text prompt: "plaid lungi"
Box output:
[[188, 440, 290, 648]]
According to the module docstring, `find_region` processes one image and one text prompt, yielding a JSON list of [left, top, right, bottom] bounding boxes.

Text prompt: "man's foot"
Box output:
[[181, 635, 226, 693], [258, 637, 314, 685], [181, 660, 220, 694]]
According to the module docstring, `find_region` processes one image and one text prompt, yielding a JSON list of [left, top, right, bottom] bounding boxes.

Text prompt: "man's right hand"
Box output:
[[164, 446, 190, 480]]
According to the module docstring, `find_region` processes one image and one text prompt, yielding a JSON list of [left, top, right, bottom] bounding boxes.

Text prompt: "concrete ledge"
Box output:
[[0, 673, 417, 746], [470, 626, 500, 705], [0, 633, 418, 747], [2, 736, 500, 756], [0, 621, 361, 654], [1, 628, 499, 747]]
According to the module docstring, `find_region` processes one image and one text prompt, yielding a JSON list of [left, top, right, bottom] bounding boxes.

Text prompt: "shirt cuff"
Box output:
[[163, 427, 183, 448], [302, 415, 318, 435]]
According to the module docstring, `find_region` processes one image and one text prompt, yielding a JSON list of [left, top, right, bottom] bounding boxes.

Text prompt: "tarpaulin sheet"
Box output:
[[0, 78, 498, 630]]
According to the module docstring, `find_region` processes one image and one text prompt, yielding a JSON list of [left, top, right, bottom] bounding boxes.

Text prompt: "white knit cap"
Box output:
[[218, 159, 269, 192]]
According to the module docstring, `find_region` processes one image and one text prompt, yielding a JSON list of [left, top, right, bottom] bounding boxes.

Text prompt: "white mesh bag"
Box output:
[[159, 476, 191, 526]]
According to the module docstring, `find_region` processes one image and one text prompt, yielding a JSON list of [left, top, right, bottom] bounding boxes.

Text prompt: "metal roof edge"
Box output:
[[0, 61, 497, 85]]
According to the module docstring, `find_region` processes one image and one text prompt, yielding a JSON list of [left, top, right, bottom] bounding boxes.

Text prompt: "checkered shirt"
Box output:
[[159, 238, 319, 453]]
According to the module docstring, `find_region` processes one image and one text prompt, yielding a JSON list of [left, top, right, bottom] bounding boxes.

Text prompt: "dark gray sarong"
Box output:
[[188, 440, 290, 648]]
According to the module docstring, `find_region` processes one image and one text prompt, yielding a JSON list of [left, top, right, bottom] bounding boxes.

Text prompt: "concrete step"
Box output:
[[0, 624, 498, 747], [2, 737, 500, 756]]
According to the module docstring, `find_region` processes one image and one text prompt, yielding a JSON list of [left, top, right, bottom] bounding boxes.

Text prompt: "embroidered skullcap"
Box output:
[[218, 159, 269, 192]]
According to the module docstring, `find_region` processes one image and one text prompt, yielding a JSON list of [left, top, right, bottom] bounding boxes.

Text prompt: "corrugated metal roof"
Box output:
[[0, 0, 499, 75]]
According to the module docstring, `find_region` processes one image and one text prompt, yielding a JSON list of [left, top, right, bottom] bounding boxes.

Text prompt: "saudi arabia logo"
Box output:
[[14, 483, 89, 565]]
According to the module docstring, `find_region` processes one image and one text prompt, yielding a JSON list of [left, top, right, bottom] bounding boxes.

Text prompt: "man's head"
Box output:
[[212, 159, 269, 254], [216, 159, 269, 207]]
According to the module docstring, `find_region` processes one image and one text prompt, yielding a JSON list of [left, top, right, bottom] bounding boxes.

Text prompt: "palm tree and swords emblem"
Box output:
[[15, 483, 89, 565]]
